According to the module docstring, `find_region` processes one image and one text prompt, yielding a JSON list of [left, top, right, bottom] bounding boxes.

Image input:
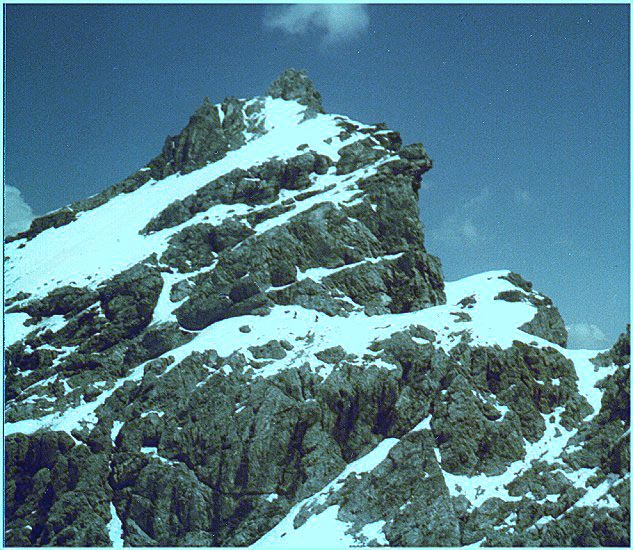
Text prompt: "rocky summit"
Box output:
[[4, 69, 630, 547]]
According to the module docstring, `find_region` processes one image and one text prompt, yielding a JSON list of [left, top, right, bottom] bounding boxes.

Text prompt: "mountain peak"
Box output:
[[266, 68, 324, 113], [4, 70, 630, 549]]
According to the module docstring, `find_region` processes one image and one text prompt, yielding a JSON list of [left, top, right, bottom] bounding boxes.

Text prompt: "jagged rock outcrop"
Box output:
[[148, 96, 250, 180], [4, 71, 629, 547], [495, 273, 568, 347], [266, 68, 324, 116]]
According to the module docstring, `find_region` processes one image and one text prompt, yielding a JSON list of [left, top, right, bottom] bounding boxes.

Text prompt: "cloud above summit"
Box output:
[[264, 5, 370, 43], [5, 185, 34, 237]]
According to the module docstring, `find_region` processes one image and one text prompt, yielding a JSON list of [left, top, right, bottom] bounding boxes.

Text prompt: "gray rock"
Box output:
[[266, 68, 324, 114], [6, 207, 77, 243], [520, 304, 568, 347], [366, 431, 460, 547], [248, 340, 287, 360], [98, 261, 164, 339], [336, 138, 386, 175], [501, 271, 533, 292], [315, 346, 347, 364], [141, 152, 333, 235], [494, 275, 568, 346], [6, 285, 98, 320]]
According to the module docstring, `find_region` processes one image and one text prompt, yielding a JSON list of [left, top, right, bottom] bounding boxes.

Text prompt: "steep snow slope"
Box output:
[[4, 98, 369, 308]]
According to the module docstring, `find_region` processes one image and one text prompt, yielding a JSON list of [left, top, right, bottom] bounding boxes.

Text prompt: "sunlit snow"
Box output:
[[252, 438, 398, 547], [4, 98, 372, 303], [107, 502, 124, 548]]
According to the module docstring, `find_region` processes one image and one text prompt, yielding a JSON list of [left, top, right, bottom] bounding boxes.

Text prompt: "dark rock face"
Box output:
[[433, 342, 586, 476], [5, 208, 78, 244], [595, 325, 631, 368], [5, 329, 630, 546], [520, 304, 567, 348], [336, 138, 386, 175], [495, 274, 568, 347], [98, 262, 164, 339], [141, 151, 334, 236], [4, 71, 629, 548], [266, 68, 324, 115], [370, 433, 461, 547], [5, 431, 112, 546], [565, 327, 631, 476], [147, 97, 249, 180], [6, 286, 99, 319]]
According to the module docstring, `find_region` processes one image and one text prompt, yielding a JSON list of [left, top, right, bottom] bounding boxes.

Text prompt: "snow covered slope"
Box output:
[[4, 70, 629, 547], [5, 98, 372, 312]]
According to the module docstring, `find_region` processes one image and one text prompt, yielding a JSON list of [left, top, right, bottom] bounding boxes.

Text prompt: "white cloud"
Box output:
[[264, 5, 370, 43], [429, 188, 491, 248], [567, 322, 608, 349], [4, 185, 34, 237]]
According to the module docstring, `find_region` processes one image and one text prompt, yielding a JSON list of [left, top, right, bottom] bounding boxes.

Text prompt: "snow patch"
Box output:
[[358, 520, 388, 545], [252, 438, 398, 547], [107, 502, 124, 548], [5, 363, 145, 437], [111, 421, 125, 444], [412, 415, 432, 432]]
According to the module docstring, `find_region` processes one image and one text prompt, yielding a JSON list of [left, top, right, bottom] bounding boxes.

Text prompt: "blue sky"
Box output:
[[4, 4, 629, 348]]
